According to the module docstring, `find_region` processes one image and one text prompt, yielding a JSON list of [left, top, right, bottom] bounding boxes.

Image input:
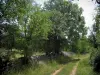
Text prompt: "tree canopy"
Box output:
[[44, 0, 87, 54]]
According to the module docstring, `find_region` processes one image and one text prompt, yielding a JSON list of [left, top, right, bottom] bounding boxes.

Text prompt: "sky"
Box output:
[[35, 0, 97, 34]]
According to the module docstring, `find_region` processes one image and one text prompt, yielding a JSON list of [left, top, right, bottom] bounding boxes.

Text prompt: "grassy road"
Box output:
[[6, 54, 99, 75], [56, 54, 98, 75]]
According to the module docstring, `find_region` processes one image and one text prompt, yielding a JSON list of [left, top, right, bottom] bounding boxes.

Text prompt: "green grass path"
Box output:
[[57, 54, 90, 75]]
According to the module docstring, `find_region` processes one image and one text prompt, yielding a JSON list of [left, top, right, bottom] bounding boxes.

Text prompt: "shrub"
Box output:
[[90, 48, 100, 72]]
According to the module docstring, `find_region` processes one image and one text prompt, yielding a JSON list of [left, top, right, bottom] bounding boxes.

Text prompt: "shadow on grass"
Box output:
[[35, 54, 80, 64], [54, 55, 80, 64]]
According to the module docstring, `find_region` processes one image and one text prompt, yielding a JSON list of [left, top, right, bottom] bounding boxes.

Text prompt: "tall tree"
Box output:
[[44, 0, 87, 55], [0, 0, 33, 57], [17, 7, 52, 59], [0, 0, 52, 64]]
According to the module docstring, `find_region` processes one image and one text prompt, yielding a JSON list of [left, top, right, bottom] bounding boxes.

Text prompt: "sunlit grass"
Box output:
[[76, 57, 98, 75], [57, 62, 76, 75]]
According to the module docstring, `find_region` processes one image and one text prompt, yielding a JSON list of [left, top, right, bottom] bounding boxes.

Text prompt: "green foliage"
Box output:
[[0, 0, 88, 58], [0, 1, 91, 74], [77, 36, 90, 53], [0, 0, 96, 75], [0, 0, 34, 56], [89, 6, 100, 72], [0, 0, 52, 64], [44, 0, 87, 54], [13, 6, 52, 58]]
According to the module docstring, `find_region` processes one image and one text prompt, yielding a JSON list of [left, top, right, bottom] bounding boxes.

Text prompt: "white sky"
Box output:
[[35, 0, 97, 34]]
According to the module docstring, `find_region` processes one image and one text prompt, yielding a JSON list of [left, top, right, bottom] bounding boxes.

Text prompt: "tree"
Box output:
[[16, 7, 52, 59], [89, 6, 100, 72], [44, 0, 87, 55], [0, 0, 33, 57], [0, 0, 36, 72], [0, 0, 52, 65], [77, 36, 89, 54]]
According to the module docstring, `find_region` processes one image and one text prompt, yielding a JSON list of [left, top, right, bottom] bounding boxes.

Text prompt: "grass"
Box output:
[[6, 53, 100, 75], [57, 54, 85, 75], [6, 60, 62, 75], [57, 62, 77, 75], [76, 56, 99, 75], [58, 54, 97, 75], [6, 54, 73, 75]]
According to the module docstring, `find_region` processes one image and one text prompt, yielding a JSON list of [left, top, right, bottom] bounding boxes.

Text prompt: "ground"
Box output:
[[6, 52, 99, 75]]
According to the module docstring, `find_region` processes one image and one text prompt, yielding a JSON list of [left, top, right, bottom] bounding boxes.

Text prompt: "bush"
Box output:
[[90, 48, 100, 72], [93, 54, 100, 72]]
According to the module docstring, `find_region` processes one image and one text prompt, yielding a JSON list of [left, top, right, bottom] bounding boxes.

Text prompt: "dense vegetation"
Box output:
[[89, 6, 100, 72], [0, 0, 100, 75]]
